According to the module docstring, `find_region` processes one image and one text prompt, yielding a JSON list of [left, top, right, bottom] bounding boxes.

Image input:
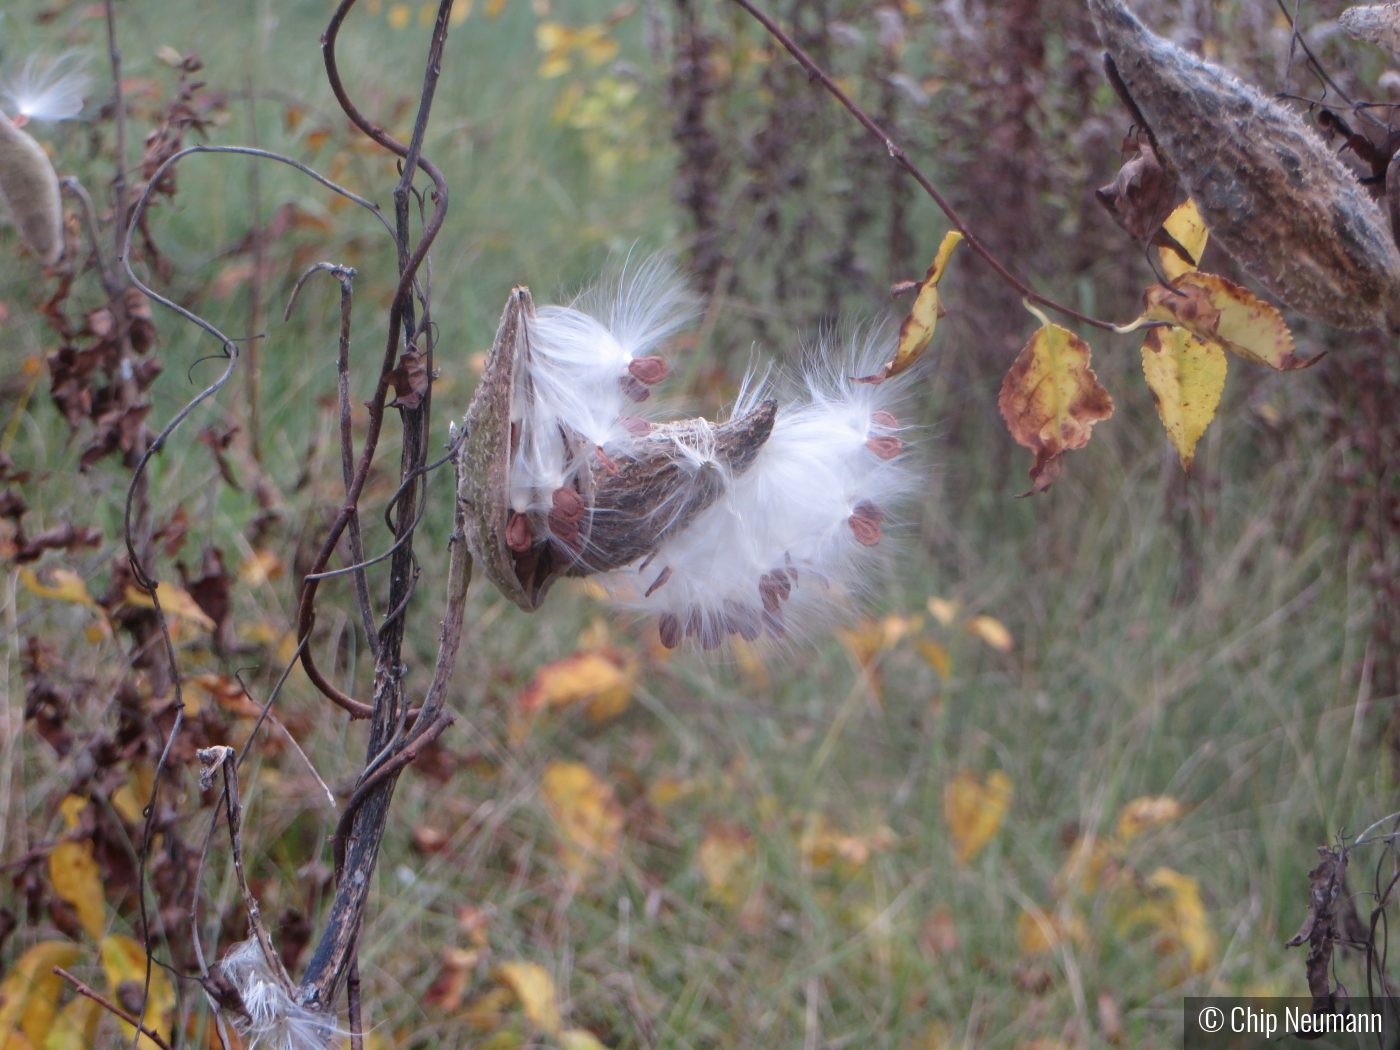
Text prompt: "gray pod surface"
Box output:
[[1089, 0, 1400, 331], [0, 114, 62, 267]]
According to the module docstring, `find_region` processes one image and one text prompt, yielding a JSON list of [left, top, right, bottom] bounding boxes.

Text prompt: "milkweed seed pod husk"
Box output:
[[0, 112, 63, 266], [459, 262, 918, 646], [1089, 0, 1400, 331], [1340, 4, 1400, 62], [216, 940, 340, 1050]]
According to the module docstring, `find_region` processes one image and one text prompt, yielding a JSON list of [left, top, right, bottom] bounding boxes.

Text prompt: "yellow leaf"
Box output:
[[1140, 326, 1226, 471], [861, 231, 962, 382], [559, 1031, 608, 1050], [484, 0, 509, 17], [1016, 907, 1087, 956], [915, 639, 951, 680], [110, 765, 156, 827], [48, 842, 105, 939], [1116, 796, 1184, 843], [997, 307, 1114, 495], [387, 3, 411, 29], [42, 994, 100, 1050], [419, 0, 437, 26], [1144, 868, 1217, 975], [964, 615, 1013, 652], [450, 0, 473, 22], [19, 569, 96, 610], [697, 822, 756, 908], [1158, 198, 1209, 280], [496, 962, 560, 1037], [925, 596, 960, 626], [539, 762, 622, 877], [57, 795, 87, 832], [513, 651, 636, 739], [798, 814, 896, 874], [239, 549, 283, 586], [1143, 272, 1307, 370], [99, 935, 174, 1050], [943, 769, 1011, 863], [120, 583, 216, 631], [0, 942, 83, 1050], [1058, 834, 1113, 895]]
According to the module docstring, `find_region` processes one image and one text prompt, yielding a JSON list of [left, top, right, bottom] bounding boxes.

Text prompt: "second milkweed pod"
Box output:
[[1089, 0, 1400, 332], [0, 111, 63, 265], [1340, 4, 1400, 62]]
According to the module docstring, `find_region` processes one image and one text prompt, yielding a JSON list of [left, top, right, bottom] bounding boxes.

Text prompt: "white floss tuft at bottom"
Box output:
[[217, 941, 341, 1050], [593, 331, 917, 649]]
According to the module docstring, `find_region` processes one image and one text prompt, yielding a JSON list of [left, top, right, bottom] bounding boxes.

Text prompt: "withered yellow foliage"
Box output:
[[539, 762, 622, 877], [100, 934, 175, 1050], [943, 769, 1012, 863], [0, 942, 83, 1050], [1158, 198, 1209, 280], [1143, 272, 1306, 370], [1140, 325, 1227, 471], [47, 842, 105, 940]]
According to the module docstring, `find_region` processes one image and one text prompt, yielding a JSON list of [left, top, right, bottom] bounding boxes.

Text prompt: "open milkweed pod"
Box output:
[[1089, 0, 1400, 332], [1340, 4, 1400, 62], [459, 285, 778, 612], [0, 112, 63, 266]]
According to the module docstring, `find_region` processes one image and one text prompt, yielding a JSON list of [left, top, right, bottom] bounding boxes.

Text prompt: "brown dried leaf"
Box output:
[[1095, 136, 1179, 242], [387, 347, 429, 410], [997, 309, 1114, 495]]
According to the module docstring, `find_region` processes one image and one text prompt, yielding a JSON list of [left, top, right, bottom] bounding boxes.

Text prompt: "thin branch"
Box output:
[[728, 0, 1123, 331], [104, 0, 128, 263], [54, 968, 174, 1050]]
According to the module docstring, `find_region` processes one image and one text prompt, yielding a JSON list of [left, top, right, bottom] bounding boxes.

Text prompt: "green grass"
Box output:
[[0, 1, 1393, 1048]]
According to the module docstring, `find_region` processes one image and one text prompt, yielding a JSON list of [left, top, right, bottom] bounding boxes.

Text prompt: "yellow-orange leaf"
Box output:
[[915, 639, 951, 680], [1158, 198, 1208, 281], [559, 1030, 609, 1050], [1144, 868, 1217, 975], [238, 549, 283, 586], [539, 762, 622, 877], [496, 961, 561, 1037], [121, 583, 216, 631], [1140, 326, 1226, 471], [925, 596, 960, 626], [514, 651, 635, 738], [41, 993, 101, 1050], [19, 568, 97, 610], [944, 769, 1011, 863], [1117, 796, 1184, 843], [697, 822, 756, 908], [0, 942, 83, 1050], [188, 673, 262, 718], [48, 842, 105, 939], [1016, 907, 1087, 956], [859, 231, 962, 383], [1143, 272, 1307, 370], [964, 615, 1013, 652], [997, 308, 1114, 495], [57, 795, 87, 832], [99, 934, 174, 1050]]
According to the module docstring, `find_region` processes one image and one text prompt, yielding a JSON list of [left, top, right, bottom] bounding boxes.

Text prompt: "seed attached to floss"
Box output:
[[848, 501, 884, 546], [628, 355, 669, 385]]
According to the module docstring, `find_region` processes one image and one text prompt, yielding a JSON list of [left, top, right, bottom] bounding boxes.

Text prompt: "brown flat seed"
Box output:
[[658, 613, 681, 649], [645, 565, 673, 597], [619, 415, 654, 437], [700, 616, 724, 650], [871, 410, 898, 428], [849, 501, 884, 546], [628, 355, 669, 385], [866, 435, 903, 460], [505, 512, 533, 553], [724, 599, 761, 642], [595, 446, 620, 475], [548, 486, 586, 546], [620, 376, 651, 402]]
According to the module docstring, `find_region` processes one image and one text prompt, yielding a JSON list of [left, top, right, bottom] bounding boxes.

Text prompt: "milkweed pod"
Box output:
[[0, 111, 63, 265], [458, 285, 777, 611], [1340, 4, 1400, 62], [1089, 0, 1400, 332]]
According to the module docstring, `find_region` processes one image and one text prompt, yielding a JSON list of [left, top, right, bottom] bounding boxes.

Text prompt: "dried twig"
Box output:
[[54, 967, 174, 1050]]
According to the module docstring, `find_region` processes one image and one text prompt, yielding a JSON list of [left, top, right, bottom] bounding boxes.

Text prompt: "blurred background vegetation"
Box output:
[[2, 0, 1400, 1047]]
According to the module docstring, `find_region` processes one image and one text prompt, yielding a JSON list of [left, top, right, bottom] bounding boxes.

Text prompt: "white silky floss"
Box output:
[[0, 54, 88, 266], [217, 941, 340, 1050], [519, 260, 916, 649]]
